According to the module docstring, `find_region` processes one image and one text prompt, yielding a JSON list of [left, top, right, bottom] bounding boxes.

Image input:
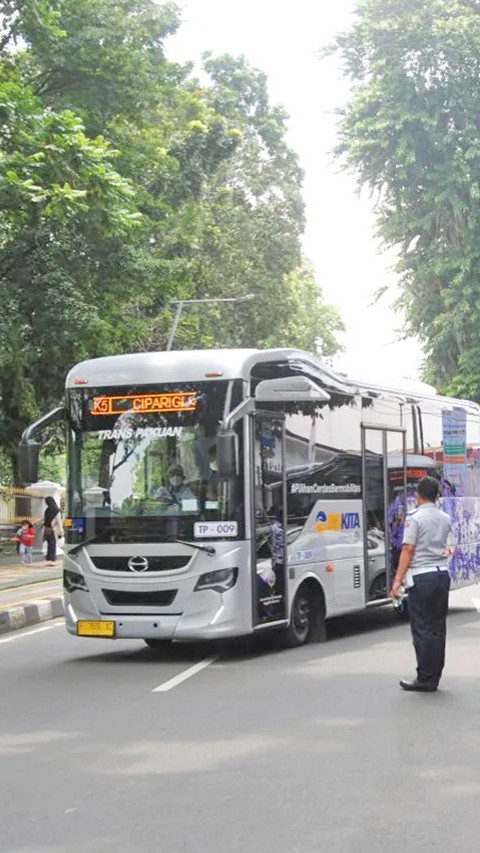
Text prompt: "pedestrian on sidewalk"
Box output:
[[390, 476, 453, 693], [18, 519, 36, 564], [43, 497, 63, 566]]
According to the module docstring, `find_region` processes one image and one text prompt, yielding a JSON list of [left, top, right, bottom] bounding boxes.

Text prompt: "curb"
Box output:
[[0, 597, 64, 635]]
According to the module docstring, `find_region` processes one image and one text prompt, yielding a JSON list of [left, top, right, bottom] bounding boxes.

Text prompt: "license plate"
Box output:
[[77, 620, 115, 638]]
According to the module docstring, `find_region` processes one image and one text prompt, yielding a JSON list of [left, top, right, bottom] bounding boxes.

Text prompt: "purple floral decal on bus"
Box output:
[[440, 497, 480, 583]]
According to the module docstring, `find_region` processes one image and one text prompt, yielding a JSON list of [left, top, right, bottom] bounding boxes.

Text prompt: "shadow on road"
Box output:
[[62, 595, 478, 668], [65, 602, 404, 667]]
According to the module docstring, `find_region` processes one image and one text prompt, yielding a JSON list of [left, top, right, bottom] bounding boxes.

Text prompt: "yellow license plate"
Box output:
[[77, 620, 115, 638]]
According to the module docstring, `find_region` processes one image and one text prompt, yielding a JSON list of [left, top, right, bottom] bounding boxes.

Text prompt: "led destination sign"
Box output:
[[91, 392, 197, 416]]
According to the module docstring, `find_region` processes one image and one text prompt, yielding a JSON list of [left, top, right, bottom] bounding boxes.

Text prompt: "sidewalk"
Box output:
[[0, 551, 63, 634]]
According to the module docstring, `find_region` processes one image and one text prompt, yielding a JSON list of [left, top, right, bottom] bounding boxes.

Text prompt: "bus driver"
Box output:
[[154, 464, 195, 508]]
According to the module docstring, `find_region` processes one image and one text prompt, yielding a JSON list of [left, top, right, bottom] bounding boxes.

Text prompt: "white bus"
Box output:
[[19, 348, 480, 647]]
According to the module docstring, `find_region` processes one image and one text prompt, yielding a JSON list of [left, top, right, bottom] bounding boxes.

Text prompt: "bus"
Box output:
[[18, 348, 480, 647]]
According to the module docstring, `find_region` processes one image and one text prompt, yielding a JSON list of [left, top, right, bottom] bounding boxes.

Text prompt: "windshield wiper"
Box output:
[[68, 530, 215, 557], [169, 537, 216, 556], [68, 526, 115, 556]]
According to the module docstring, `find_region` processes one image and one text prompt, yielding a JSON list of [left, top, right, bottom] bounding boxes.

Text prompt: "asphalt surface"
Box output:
[[1, 585, 480, 853]]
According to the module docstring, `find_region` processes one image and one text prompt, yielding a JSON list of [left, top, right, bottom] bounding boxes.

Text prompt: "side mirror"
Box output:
[[18, 406, 65, 485], [254, 376, 331, 403], [217, 431, 238, 478], [18, 440, 40, 485]]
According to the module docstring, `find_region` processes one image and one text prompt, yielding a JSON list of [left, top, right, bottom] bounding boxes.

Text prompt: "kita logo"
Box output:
[[316, 510, 360, 533], [342, 512, 360, 530]]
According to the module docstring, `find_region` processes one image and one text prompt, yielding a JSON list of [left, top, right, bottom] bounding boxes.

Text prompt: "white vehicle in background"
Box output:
[[19, 348, 480, 648]]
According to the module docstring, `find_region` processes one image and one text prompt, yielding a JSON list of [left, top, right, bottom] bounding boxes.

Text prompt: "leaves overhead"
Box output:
[[328, 0, 480, 400], [0, 0, 343, 478]]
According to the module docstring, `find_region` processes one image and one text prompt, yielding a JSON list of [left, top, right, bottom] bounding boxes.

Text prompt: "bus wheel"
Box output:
[[144, 639, 171, 651], [369, 572, 387, 600], [284, 583, 326, 647]]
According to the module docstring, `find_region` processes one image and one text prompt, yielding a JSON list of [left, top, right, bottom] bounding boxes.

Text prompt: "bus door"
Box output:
[[251, 412, 288, 627], [361, 425, 407, 602]]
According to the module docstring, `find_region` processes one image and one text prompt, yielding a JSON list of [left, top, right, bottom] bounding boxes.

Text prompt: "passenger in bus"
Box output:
[[154, 464, 196, 507], [270, 507, 285, 572], [257, 507, 285, 622], [205, 445, 219, 500], [388, 496, 405, 574], [390, 476, 452, 692]]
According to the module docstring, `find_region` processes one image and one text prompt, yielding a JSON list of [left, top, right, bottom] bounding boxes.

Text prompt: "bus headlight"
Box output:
[[194, 567, 238, 593], [64, 569, 89, 593]]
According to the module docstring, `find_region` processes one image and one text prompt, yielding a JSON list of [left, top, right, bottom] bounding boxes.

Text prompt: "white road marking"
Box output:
[[472, 598, 480, 612], [152, 657, 217, 692], [0, 622, 62, 645]]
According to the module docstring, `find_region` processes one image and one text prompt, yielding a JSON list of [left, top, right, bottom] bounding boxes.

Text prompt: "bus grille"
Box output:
[[91, 556, 190, 573], [101, 589, 178, 607]]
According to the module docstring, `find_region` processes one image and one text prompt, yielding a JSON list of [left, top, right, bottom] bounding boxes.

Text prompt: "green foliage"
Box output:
[[0, 447, 14, 484], [278, 261, 345, 356], [328, 0, 480, 399], [0, 72, 145, 474], [0, 0, 343, 481], [39, 450, 66, 485], [156, 55, 344, 353]]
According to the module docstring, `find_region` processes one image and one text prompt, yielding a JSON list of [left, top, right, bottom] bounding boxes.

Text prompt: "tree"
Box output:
[[160, 54, 343, 353], [0, 0, 219, 474], [328, 0, 480, 399], [0, 73, 145, 474], [0, 0, 343, 480]]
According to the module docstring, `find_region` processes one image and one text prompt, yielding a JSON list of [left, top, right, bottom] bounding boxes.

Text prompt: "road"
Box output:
[[1, 586, 480, 853]]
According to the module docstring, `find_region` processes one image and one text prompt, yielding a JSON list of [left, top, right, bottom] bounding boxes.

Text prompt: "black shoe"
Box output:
[[399, 679, 437, 692]]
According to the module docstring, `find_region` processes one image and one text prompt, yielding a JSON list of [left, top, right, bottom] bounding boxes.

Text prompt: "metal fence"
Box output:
[[0, 487, 45, 553]]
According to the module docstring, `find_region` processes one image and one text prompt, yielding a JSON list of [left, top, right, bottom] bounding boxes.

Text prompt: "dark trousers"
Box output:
[[45, 530, 56, 562], [408, 571, 451, 685]]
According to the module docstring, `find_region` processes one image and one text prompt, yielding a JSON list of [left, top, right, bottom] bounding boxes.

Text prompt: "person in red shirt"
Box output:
[[18, 519, 36, 564]]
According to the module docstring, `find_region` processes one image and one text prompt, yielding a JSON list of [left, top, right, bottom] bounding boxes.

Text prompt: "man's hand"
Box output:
[[391, 544, 414, 598], [390, 578, 403, 599]]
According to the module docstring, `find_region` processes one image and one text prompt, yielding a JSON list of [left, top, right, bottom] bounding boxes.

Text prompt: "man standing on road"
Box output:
[[390, 476, 453, 693]]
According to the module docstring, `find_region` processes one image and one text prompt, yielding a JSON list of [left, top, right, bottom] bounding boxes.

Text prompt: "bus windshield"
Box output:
[[66, 380, 243, 541]]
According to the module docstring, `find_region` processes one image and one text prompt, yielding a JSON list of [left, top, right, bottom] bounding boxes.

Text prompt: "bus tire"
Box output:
[[284, 582, 326, 647], [369, 571, 387, 600], [143, 638, 171, 651]]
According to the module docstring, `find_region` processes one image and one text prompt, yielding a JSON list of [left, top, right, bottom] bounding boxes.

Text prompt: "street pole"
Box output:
[[166, 302, 184, 352], [165, 294, 254, 351]]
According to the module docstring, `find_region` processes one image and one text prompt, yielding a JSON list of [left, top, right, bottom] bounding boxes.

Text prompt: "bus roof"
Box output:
[[66, 348, 309, 388], [64, 347, 480, 413]]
